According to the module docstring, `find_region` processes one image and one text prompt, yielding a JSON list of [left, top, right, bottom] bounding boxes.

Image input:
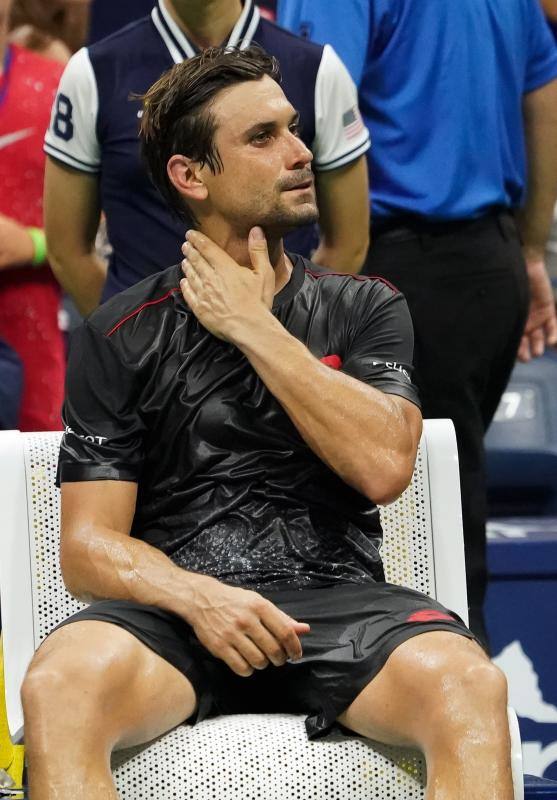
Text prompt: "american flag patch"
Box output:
[[342, 106, 364, 140]]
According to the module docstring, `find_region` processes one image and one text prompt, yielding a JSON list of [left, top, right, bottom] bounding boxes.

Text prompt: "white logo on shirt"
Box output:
[[65, 425, 108, 446], [0, 128, 35, 150], [372, 361, 411, 381]]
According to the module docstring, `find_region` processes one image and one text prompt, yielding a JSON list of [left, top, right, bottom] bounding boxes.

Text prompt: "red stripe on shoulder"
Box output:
[[370, 275, 400, 293], [106, 288, 180, 337], [304, 269, 399, 293]]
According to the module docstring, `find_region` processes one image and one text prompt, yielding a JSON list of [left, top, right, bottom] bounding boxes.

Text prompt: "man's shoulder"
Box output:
[[87, 264, 183, 342], [87, 14, 155, 60], [300, 257, 400, 302], [86, 14, 166, 80]]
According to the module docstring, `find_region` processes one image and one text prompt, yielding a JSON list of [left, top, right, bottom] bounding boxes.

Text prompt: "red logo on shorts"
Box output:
[[320, 354, 343, 370], [407, 609, 455, 623]]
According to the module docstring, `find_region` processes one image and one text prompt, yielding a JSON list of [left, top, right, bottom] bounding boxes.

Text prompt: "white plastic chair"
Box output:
[[0, 420, 523, 799]]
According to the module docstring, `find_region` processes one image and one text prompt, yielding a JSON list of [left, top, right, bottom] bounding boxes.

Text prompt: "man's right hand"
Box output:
[[185, 575, 311, 677], [518, 257, 557, 362]]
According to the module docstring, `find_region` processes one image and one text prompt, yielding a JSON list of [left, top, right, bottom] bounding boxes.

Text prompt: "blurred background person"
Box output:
[[0, 0, 66, 430], [277, 0, 557, 644], [9, 0, 91, 61], [86, 0, 278, 43], [87, 0, 152, 43], [542, 0, 557, 33], [0, 339, 22, 429], [43, 0, 370, 317], [540, 0, 557, 286], [256, 0, 276, 21]]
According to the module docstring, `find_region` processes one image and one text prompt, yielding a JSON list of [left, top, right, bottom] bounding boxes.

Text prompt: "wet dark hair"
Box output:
[[139, 45, 281, 218]]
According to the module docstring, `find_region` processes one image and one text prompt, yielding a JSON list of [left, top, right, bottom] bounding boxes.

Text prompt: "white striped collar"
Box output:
[[152, 0, 261, 65]]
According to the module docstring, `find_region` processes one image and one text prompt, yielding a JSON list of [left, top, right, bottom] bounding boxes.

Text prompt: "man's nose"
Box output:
[[285, 133, 313, 170]]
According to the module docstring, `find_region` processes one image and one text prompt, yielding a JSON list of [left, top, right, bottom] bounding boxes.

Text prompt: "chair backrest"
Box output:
[[0, 419, 468, 743]]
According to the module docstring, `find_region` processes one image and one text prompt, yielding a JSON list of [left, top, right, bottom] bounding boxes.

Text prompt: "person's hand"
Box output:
[[180, 227, 275, 342], [186, 575, 310, 677], [518, 257, 557, 362], [0, 214, 35, 269]]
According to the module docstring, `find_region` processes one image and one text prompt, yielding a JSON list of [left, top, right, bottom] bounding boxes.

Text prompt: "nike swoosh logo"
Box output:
[[0, 128, 36, 150]]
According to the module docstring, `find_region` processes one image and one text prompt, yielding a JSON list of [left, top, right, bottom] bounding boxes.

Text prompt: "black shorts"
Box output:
[[52, 582, 479, 738]]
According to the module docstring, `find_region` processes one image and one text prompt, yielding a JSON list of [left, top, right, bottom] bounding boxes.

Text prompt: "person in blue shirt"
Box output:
[[540, 0, 557, 283], [277, 0, 557, 644], [43, 0, 370, 314]]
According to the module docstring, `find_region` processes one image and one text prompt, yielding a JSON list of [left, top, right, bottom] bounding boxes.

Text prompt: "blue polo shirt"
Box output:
[[278, 0, 557, 221]]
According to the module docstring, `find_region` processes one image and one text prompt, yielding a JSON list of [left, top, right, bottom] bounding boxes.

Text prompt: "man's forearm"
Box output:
[[61, 517, 311, 672], [312, 157, 369, 273], [517, 79, 557, 258], [44, 157, 106, 314], [311, 240, 366, 274], [180, 227, 420, 502], [233, 312, 419, 504], [48, 249, 107, 316], [61, 521, 207, 622], [0, 214, 35, 269]]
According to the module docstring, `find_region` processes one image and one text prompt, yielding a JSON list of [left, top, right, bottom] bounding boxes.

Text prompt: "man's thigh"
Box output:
[[24, 617, 197, 750], [337, 630, 492, 748], [265, 583, 479, 740]]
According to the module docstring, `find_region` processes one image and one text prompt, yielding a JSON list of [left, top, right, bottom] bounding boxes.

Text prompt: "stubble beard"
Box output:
[[249, 191, 319, 238], [221, 176, 319, 239]]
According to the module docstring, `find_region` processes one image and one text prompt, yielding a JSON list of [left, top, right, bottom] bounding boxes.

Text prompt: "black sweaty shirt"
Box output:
[[58, 255, 420, 590]]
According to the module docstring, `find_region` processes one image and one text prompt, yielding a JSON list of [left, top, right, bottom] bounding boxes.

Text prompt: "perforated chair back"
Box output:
[[0, 421, 520, 799]]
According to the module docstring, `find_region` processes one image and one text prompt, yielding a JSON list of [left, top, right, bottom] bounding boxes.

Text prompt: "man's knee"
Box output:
[[396, 634, 508, 742], [430, 656, 507, 719], [21, 622, 139, 730]]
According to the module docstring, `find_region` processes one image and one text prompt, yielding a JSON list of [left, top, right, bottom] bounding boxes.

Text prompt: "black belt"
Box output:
[[371, 209, 515, 242]]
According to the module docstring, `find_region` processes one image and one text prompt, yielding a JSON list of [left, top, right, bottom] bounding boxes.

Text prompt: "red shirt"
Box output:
[[0, 44, 65, 431]]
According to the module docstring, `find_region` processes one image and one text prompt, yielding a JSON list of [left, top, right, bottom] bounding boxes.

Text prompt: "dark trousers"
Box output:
[[363, 212, 529, 645]]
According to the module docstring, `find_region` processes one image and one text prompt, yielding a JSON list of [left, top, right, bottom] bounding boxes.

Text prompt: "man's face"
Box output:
[[200, 75, 318, 237]]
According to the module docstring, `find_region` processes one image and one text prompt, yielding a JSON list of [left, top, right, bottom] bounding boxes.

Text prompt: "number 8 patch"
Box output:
[[53, 93, 74, 141]]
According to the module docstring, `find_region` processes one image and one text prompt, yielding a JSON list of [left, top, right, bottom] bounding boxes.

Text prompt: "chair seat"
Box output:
[[0, 423, 523, 799], [112, 714, 426, 800]]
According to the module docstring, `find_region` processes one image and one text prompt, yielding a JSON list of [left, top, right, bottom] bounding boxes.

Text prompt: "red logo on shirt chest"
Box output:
[[407, 609, 455, 624], [320, 354, 343, 370]]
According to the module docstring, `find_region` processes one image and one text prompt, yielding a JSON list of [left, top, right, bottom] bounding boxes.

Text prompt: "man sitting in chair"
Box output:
[[21, 47, 513, 800]]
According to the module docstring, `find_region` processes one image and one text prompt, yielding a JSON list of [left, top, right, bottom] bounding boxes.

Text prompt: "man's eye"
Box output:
[[252, 131, 271, 144], [289, 123, 301, 137]]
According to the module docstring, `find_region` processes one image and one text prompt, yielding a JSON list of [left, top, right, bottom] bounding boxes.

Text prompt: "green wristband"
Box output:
[[27, 227, 47, 267]]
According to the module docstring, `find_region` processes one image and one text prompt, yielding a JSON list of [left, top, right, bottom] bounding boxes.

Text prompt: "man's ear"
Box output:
[[167, 155, 208, 203]]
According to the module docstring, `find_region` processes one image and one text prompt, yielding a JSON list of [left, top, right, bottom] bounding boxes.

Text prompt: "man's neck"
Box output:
[[165, 0, 244, 49], [201, 224, 292, 295]]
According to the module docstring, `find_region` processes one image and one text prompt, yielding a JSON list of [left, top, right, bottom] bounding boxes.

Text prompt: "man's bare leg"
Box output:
[[21, 621, 197, 800], [338, 631, 513, 800]]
